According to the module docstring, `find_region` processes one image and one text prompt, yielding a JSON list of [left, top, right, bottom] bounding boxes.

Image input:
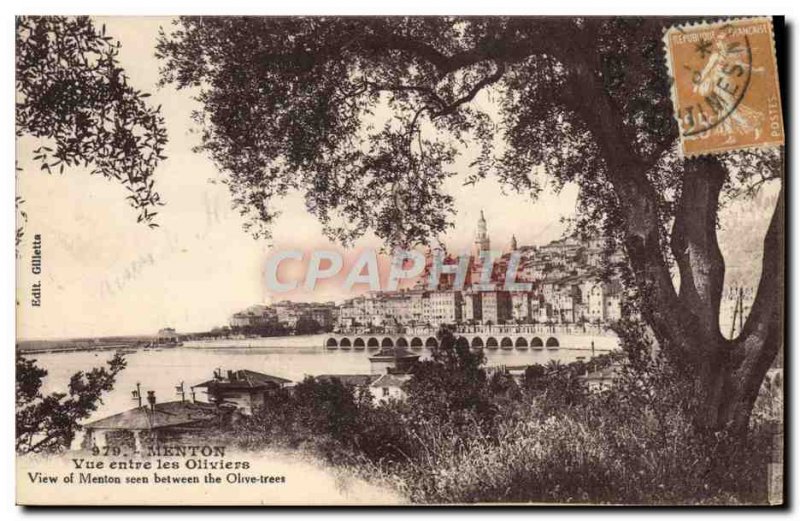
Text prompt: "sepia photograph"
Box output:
[[13, 10, 786, 507]]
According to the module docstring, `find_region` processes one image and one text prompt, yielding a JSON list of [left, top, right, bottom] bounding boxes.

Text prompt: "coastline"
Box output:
[[181, 334, 329, 349], [15, 333, 331, 355]]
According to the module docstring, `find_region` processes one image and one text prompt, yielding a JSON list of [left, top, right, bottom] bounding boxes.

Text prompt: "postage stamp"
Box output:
[[664, 17, 784, 157]]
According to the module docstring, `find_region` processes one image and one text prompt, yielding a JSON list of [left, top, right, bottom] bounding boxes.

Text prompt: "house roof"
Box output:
[[316, 374, 380, 387], [85, 401, 217, 430], [370, 373, 411, 388], [368, 346, 420, 361], [193, 369, 291, 390]]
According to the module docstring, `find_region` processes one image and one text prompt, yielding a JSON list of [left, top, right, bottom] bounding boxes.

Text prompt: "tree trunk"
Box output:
[[590, 144, 782, 435], [630, 157, 784, 435], [565, 49, 782, 436]]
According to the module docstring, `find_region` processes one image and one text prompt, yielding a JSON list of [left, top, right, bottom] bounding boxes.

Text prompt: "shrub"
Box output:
[[224, 326, 774, 505]]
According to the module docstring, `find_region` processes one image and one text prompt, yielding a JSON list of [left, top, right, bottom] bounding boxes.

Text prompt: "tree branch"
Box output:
[[561, 54, 688, 351], [360, 34, 464, 74], [431, 61, 507, 118]]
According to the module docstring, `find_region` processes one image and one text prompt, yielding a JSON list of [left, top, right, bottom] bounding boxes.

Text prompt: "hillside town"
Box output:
[[227, 212, 626, 336]]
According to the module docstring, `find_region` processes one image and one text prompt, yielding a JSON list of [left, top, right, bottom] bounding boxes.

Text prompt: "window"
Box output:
[[382, 387, 389, 397]]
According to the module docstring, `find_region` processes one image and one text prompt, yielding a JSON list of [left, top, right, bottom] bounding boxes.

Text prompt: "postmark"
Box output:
[[664, 17, 784, 157]]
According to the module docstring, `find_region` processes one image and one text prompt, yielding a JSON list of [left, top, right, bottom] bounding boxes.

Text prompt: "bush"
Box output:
[[384, 399, 770, 504], [224, 327, 774, 505]]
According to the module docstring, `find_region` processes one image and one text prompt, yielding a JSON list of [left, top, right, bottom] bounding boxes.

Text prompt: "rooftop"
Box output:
[[316, 374, 380, 387], [370, 373, 412, 388], [368, 346, 420, 361], [193, 369, 292, 390], [85, 401, 217, 431]]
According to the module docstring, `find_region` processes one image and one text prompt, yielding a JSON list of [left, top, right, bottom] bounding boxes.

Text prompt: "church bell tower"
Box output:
[[474, 210, 491, 258]]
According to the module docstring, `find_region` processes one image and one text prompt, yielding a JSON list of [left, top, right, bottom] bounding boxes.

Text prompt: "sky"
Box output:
[[15, 17, 583, 339]]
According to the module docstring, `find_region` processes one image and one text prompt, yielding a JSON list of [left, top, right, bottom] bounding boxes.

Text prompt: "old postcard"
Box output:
[[15, 15, 785, 506]]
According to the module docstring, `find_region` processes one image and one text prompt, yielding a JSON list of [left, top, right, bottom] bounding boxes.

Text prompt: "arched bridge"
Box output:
[[324, 328, 618, 352]]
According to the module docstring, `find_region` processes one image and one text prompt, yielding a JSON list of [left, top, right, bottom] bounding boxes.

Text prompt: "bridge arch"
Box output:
[[353, 338, 365, 349], [515, 337, 528, 348], [471, 337, 484, 348], [325, 337, 338, 348], [396, 337, 409, 348], [500, 337, 513, 349], [340, 338, 352, 348], [486, 337, 499, 349], [455, 336, 470, 349], [425, 337, 438, 348], [410, 337, 423, 348], [546, 337, 560, 348], [381, 337, 394, 348], [531, 337, 544, 348], [367, 337, 380, 348]]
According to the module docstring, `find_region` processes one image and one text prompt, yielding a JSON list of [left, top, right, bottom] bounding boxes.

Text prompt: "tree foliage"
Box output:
[[17, 16, 168, 226], [404, 328, 495, 426], [16, 352, 127, 454], [294, 316, 324, 335]]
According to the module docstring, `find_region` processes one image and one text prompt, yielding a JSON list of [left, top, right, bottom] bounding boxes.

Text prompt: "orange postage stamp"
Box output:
[[664, 17, 784, 157]]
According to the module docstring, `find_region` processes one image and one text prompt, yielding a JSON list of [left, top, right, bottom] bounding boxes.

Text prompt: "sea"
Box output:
[[25, 334, 611, 428]]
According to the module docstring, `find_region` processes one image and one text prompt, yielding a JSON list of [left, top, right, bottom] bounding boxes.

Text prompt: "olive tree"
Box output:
[[156, 17, 783, 435]]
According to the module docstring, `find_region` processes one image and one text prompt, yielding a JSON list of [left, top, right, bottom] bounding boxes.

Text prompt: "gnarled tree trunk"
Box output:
[[566, 44, 783, 434], [622, 157, 783, 435]]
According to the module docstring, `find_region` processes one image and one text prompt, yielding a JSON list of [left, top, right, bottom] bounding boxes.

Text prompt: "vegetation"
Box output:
[[16, 16, 167, 228], [226, 329, 775, 504], [293, 316, 329, 335], [16, 352, 127, 454], [201, 323, 289, 338], [199, 316, 330, 338]]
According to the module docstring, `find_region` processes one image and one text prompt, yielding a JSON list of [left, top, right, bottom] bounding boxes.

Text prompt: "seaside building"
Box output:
[[230, 304, 278, 329], [368, 345, 420, 375], [368, 346, 419, 403], [480, 290, 512, 324], [511, 291, 534, 322], [370, 373, 412, 402], [428, 290, 463, 325], [192, 369, 292, 415], [83, 394, 221, 451], [230, 301, 336, 331], [156, 327, 180, 342], [271, 300, 337, 329], [306, 303, 336, 329], [317, 346, 420, 404], [463, 290, 483, 323], [583, 278, 623, 323]]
